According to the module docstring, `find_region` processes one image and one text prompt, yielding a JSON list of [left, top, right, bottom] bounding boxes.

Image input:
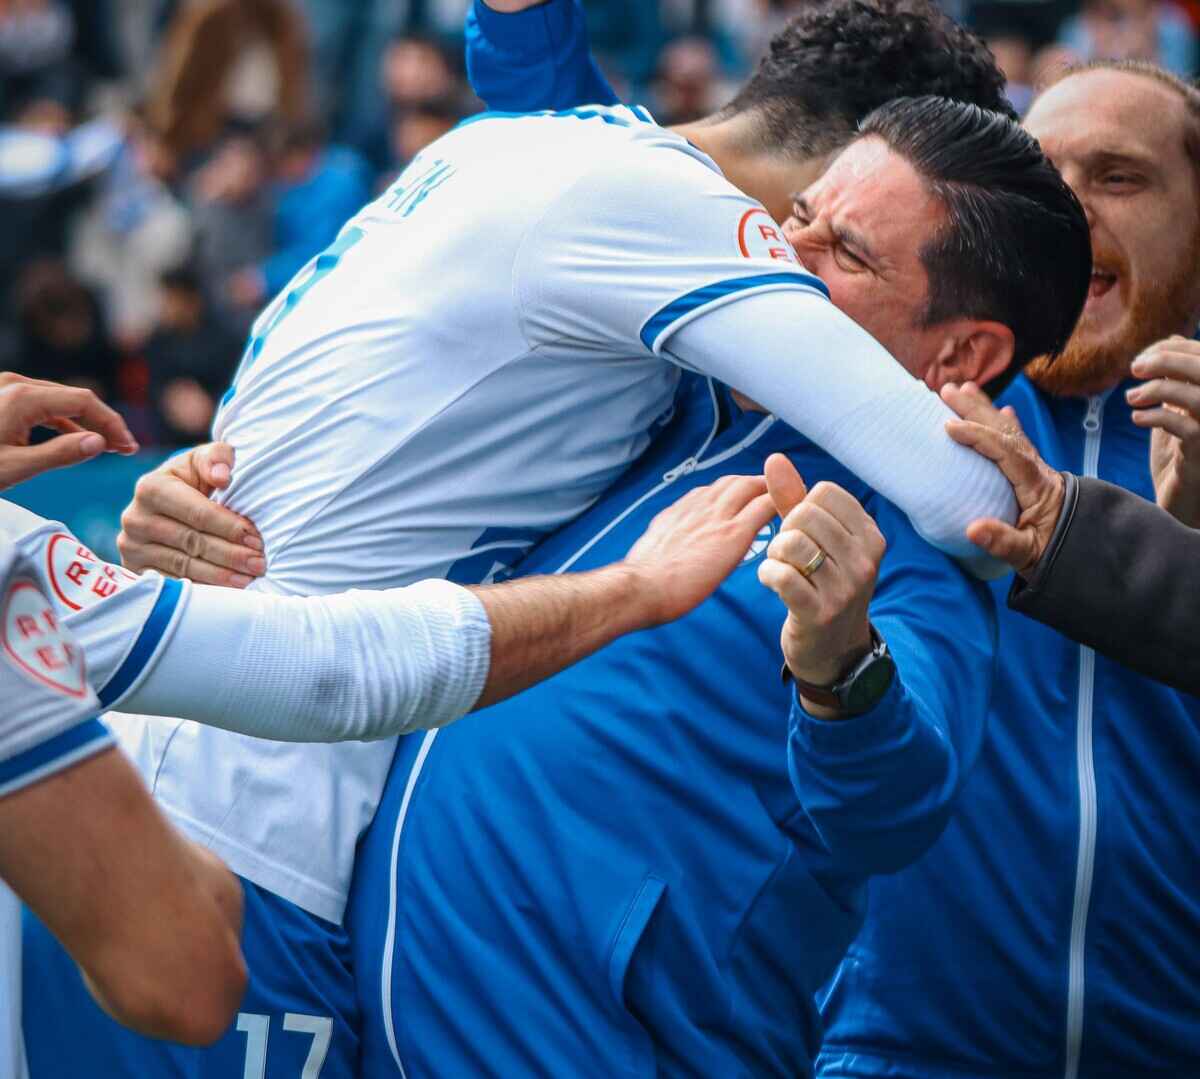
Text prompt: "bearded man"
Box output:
[[816, 60, 1200, 1079]]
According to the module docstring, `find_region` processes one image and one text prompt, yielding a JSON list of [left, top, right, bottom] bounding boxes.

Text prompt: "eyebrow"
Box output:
[[1084, 148, 1157, 173], [791, 193, 878, 264]]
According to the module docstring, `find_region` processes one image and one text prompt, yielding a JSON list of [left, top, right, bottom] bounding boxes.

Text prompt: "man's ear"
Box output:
[[923, 321, 1015, 391]]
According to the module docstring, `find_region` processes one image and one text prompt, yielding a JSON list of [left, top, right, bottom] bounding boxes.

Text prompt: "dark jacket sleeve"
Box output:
[[1009, 474, 1200, 695]]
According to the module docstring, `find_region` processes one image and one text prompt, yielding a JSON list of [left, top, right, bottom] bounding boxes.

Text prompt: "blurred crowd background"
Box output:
[[1, 0, 1196, 449]]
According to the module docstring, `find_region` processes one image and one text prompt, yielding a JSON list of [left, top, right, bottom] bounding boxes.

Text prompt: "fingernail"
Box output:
[[230, 573, 254, 588], [1125, 387, 1141, 401], [211, 463, 231, 485], [1131, 359, 1148, 375], [242, 534, 264, 551], [246, 556, 266, 575], [80, 433, 104, 457]]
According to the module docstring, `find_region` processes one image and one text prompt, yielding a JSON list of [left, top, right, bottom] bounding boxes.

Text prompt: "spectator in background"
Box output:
[[71, 107, 193, 349], [1058, 0, 1197, 75], [581, 0, 664, 89], [0, 0, 76, 115], [300, 0, 414, 147], [187, 129, 273, 336], [386, 95, 463, 180], [224, 118, 371, 315], [3, 259, 120, 400], [147, 0, 311, 167], [143, 266, 240, 445], [649, 35, 721, 124], [360, 33, 470, 177], [969, 0, 1076, 113]]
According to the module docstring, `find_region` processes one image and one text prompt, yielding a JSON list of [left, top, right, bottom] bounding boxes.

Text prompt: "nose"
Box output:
[[1056, 163, 1097, 230]]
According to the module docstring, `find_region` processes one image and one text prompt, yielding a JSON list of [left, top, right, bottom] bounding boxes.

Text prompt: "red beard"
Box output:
[[1026, 238, 1200, 398]]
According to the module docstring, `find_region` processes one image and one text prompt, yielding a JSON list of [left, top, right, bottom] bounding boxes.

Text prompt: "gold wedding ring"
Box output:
[[798, 546, 827, 579]]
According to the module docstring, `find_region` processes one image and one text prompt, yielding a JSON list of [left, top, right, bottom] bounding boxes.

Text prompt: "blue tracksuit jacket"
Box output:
[[817, 380, 1200, 1078], [465, 6, 1200, 1074], [347, 376, 997, 1077]]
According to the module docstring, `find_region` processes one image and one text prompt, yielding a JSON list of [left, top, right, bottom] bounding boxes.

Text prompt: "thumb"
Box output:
[[965, 518, 1035, 575], [0, 431, 105, 489], [194, 442, 236, 490], [764, 453, 806, 520]]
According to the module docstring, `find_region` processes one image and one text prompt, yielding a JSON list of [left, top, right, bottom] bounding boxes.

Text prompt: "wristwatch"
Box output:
[[784, 625, 895, 717]]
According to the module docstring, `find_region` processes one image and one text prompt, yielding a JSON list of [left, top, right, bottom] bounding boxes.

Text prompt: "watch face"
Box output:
[[844, 654, 896, 714]]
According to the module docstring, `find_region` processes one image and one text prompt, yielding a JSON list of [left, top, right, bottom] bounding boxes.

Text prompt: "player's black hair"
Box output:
[[720, 0, 1014, 160], [860, 96, 1092, 384]]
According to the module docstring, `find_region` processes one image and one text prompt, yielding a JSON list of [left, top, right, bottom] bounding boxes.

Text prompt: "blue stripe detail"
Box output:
[[457, 104, 653, 130], [0, 718, 109, 790], [98, 577, 184, 708], [639, 272, 831, 351]]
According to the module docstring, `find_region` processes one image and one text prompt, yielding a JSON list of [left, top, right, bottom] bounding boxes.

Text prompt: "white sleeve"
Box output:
[[0, 541, 111, 797], [665, 289, 1017, 576], [0, 507, 493, 738], [116, 580, 491, 741]]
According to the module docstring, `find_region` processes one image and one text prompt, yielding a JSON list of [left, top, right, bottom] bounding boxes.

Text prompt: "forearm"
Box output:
[[470, 562, 657, 709], [666, 290, 1017, 576], [122, 567, 659, 733], [787, 676, 959, 873], [466, 0, 618, 111], [8, 513, 660, 739], [1010, 475, 1200, 694], [787, 505, 995, 873], [1, 747, 245, 1044]]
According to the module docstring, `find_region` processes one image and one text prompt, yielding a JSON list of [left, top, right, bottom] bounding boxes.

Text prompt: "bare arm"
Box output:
[[106, 474, 776, 740], [0, 748, 246, 1044], [472, 475, 776, 708]]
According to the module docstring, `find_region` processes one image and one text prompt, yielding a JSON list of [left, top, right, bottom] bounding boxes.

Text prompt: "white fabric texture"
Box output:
[[666, 290, 1017, 577], [0, 508, 492, 742], [122, 579, 491, 742]]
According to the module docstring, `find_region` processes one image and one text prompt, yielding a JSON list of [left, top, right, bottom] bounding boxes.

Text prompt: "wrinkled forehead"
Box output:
[[1026, 69, 1191, 168], [807, 138, 945, 243]]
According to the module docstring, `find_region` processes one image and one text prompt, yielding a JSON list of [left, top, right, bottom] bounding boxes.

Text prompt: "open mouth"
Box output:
[[1088, 270, 1117, 301]]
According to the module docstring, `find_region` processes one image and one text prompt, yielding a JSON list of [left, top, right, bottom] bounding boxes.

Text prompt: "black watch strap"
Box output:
[[781, 625, 891, 716]]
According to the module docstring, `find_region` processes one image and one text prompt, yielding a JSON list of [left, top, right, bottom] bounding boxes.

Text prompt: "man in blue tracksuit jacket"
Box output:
[[347, 373, 997, 1077], [457, 6, 1200, 1076], [345, 10, 1000, 1075]]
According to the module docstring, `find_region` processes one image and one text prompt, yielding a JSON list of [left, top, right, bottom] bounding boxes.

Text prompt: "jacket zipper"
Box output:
[[1064, 393, 1105, 1079], [383, 380, 776, 1076], [554, 382, 776, 574]]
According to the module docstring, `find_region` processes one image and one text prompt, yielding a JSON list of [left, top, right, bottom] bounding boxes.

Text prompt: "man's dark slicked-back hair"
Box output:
[[722, 0, 1013, 160], [861, 96, 1092, 382]]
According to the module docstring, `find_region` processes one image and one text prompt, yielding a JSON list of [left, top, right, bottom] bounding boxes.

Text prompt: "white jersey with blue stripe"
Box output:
[[121, 105, 828, 922], [0, 536, 113, 1079]]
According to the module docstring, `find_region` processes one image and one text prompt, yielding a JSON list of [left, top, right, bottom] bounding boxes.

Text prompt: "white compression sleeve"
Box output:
[[116, 580, 492, 741], [666, 288, 1016, 577]]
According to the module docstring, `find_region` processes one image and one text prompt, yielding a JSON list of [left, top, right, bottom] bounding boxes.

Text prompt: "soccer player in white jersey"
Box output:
[[0, 376, 775, 1079], [0, 377, 246, 1077], [62, 3, 1087, 1075]]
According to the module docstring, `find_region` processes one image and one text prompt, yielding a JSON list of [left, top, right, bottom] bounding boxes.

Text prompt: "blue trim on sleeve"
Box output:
[[640, 272, 831, 352], [456, 104, 653, 131], [97, 577, 184, 708], [0, 717, 111, 797]]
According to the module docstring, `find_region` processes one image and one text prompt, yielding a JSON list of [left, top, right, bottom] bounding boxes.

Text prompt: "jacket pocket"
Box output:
[[607, 874, 668, 1077]]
